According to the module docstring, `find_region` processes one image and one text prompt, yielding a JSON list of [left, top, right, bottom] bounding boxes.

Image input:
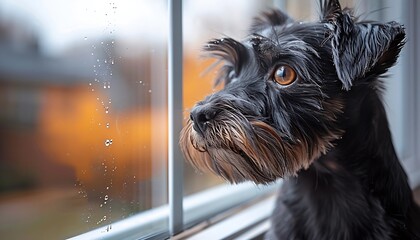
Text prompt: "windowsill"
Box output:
[[69, 181, 280, 240], [173, 192, 276, 240]]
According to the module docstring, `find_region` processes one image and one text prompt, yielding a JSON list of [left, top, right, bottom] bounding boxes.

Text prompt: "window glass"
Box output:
[[0, 0, 167, 239]]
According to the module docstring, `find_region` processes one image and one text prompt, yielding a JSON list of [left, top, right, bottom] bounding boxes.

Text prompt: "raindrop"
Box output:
[[104, 195, 108, 200], [105, 139, 112, 146], [84, 37, 88, 40], [111, 60, 114, 65], [105, 107, 109, 114], [106, 123, 110, 128]]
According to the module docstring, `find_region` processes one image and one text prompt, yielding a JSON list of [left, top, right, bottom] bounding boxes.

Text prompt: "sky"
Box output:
[[0, 0, 168, 54], [0, 0, 265, 55]]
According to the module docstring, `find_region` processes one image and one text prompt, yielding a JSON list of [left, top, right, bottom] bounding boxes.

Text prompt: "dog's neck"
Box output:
[[312, 84, 413, 217]]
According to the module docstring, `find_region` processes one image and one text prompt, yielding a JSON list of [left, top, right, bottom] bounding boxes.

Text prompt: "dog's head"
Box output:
[[180, 0, 405, 184]]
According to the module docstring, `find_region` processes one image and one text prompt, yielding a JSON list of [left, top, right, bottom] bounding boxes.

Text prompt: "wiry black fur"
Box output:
[[180, 0, 420, 239]]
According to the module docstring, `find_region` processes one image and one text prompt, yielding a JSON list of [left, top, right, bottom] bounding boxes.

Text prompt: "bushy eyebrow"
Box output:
[[204, 38, 249, 75]]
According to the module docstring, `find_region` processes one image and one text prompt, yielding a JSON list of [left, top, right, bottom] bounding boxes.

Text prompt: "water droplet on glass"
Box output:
[[100, 204, 103, 207], [148, 89, 152, 93], [105, 107, 109, 114], [103, 215, 107, 220], [89, 83, 92, 86], [105, 139, 112, 146], [84, 37, 88, 40], [111, 60, 114, 64], [106, 123, 110, 128], [104, 195, 108, 200], [106, 186, 109, 190], [96, 59, 100, 62]]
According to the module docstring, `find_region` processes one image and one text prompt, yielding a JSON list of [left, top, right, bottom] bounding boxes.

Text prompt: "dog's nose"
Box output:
[[190, 105, 218, 135]]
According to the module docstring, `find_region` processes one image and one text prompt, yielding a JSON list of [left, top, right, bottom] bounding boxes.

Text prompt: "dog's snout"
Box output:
[[190, 105, 218, 135]]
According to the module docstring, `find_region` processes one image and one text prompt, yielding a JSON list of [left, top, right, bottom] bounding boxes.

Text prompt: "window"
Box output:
[[0, 0, 418, 240], [0, 1, 276, 239]]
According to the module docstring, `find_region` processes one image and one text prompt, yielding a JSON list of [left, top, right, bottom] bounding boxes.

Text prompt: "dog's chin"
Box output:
[[180, 118, 337, 184]]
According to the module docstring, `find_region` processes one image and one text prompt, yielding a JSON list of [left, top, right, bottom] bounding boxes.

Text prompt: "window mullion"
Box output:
[[168, 0, 184, 236]]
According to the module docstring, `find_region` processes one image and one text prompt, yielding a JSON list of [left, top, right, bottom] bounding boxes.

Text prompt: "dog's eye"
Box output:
[[273, 65, 296, 85]]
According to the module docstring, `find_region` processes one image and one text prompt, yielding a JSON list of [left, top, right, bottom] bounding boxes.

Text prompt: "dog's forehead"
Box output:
[[256, 21, 326, 41]]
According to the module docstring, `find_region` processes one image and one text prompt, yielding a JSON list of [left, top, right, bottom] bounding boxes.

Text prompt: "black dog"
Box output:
[[180, 0, 420, 239]]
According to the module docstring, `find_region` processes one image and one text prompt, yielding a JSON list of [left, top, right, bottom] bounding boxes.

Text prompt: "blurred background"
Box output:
[[0, 0, 418, 239]]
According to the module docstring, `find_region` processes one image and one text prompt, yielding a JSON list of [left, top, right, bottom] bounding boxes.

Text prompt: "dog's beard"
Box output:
[[180, 108, 340, 184]]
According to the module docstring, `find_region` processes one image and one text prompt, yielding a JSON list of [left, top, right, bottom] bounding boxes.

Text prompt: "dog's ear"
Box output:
[[249, 9, 294, 33], [321, 0, 406, 90]]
